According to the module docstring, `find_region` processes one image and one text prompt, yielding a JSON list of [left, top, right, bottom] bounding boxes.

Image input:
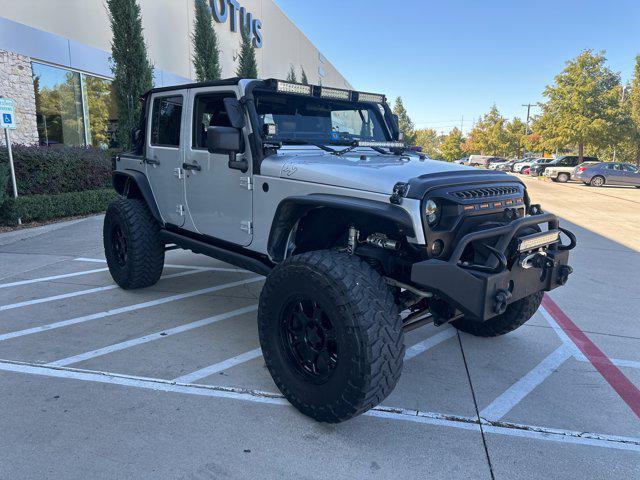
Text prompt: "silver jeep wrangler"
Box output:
[[105, 78, 575, 423]]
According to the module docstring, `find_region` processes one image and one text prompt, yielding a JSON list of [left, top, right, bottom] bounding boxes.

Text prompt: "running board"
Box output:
[[159, 230, 273, 276]]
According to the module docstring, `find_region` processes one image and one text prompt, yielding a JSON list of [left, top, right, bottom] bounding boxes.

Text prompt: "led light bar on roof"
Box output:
[[320, 87, 351, 100], [357, 92, 385, 103], [358, 141, 405, 149], [276, 81, 312, 95]]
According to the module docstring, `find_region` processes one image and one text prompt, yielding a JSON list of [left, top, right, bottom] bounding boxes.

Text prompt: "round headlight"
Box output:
[[425, 199, 439, 225]]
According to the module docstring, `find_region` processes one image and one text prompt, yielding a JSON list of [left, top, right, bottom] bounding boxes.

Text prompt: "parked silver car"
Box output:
[[575, 162, 640, 187]]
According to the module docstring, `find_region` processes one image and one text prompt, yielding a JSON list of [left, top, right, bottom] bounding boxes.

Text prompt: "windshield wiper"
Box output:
[[269, 139, 339, 154]]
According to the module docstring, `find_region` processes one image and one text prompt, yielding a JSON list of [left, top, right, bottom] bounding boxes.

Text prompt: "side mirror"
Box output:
[[223, 98, 246, 129], [207, 126, 248, 172]]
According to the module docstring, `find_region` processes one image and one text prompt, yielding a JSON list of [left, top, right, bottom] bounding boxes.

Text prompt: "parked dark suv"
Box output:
[[530, 155, 597, 177]]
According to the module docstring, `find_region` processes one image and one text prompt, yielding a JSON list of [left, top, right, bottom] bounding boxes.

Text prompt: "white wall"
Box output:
[[0, 0, 350, 88]]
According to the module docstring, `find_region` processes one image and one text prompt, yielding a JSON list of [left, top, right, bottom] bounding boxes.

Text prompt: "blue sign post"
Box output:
[[1, 98, 20, 224]]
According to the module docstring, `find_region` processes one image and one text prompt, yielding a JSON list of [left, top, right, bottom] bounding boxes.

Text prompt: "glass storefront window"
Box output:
[[32, 62, 118, 148]]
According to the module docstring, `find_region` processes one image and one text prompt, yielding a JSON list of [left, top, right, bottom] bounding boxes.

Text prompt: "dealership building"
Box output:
[[0, 0, 351, 147]]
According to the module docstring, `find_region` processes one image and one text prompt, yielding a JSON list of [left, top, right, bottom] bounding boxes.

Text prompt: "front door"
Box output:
[[145, 92, 188, 226], [184, 87, 253, 246]]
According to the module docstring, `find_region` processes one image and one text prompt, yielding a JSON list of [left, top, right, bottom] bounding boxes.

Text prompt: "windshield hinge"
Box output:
[[240, 220, 253, 235], [240, 176, 253, 190]]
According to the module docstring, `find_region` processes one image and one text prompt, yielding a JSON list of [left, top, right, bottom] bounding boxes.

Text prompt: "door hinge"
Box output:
[[176, 204, 185, 216], [174, 168, 184, 179], [240, 176, 253, 190], [240, 220, 253, 234]]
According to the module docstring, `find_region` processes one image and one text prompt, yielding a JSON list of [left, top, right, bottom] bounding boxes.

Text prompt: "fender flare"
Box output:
[[112, 170, 163, 223], [268, 194, 416, 262]]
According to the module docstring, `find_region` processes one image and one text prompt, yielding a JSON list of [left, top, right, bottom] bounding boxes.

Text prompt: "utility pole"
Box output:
[[522, 103, 533, 134], [460, 115, 464, 132]]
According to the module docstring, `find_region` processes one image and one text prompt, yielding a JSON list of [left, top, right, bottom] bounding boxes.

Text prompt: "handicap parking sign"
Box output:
[[0, 98, 17, 129]]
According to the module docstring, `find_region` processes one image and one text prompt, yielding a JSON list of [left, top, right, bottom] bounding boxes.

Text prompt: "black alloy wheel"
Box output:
[[111, 225, 128, 267], [279, 296, 338, 384]]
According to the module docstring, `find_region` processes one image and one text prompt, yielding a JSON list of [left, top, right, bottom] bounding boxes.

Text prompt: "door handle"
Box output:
[[182, 162, 202, 172], [144, 157, 160, 165]]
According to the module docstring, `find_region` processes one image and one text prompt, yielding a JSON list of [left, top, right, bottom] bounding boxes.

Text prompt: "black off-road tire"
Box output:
[[258, 250, 404, 423], [103, 197, 165, 290], [452, 292, 543, 337]]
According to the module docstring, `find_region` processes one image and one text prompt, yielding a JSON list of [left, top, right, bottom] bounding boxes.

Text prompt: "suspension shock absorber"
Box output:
[[347, 226, 359, 255]]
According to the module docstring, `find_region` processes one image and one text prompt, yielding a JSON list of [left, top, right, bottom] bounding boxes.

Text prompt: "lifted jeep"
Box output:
[[105, 78, 575, 423]]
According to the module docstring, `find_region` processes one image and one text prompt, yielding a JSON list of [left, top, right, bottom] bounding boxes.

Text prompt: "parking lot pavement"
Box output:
[[1, 185, 639, 479]]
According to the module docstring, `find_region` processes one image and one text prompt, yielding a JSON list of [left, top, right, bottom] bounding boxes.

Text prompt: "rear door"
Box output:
[[606, 163, 625, 184], [183, 86, 253, 246], [146, 92, 188, 226]]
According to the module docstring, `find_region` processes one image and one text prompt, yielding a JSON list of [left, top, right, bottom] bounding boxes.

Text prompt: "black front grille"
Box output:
[[452, 186, 520, 200]]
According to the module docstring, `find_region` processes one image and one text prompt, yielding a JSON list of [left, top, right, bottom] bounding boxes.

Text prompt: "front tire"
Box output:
[[103, 198, 165, 290], [590, 175, 605, 187], [557, 173, 570, 183], [258, 251, 404, 423], [452, 292, 543, 337]]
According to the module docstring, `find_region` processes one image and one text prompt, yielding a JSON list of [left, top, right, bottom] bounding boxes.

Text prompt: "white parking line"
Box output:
[[0, 277, 263, 342], [0, 269, 210, 312], [173, 348, 263, 383], [0, 360, 638, 452], [47, 305, 258, 367], [479, 345, 572, 421], [0, 268, 109, 289], [404, 328, 457, 361], [576, 356, 640, 370], [538, 307, 586, 361], [74, 257, 245, 273]]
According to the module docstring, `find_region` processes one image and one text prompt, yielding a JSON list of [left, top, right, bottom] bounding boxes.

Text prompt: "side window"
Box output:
[[622, 164, 637, 172], [151, 96, 183, 147], [192, 93, 235, 149]]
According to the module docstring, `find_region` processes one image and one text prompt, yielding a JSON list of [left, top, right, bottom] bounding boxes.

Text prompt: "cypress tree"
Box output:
[[236, 23, 258, 79], [300, 67, 309, 85], [107, 0, 154, 150], [286, 65, 297, 83], [192, 0, 221, 82]]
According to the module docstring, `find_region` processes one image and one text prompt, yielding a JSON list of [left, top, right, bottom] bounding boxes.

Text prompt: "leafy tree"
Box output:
[[504, 117, 527, 157], [192, 0, 221, 82], [465, 105, 508, 155], [107, 0, 154, 149], [286, 65, 297, 83], [236, 23, 258, 78], [538, 50, 622, 162], [630, 55, 640, 166], [300, 67, 309, 85], [440, 128, 464, 161], [413, 129, 441, 158], [393, 97, 416, 144]]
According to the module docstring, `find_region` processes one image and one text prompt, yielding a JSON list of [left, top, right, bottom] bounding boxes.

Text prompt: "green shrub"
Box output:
[[0, 145, 115, 197], [0, 188, 118, 225], [0, 162, 9, 204]]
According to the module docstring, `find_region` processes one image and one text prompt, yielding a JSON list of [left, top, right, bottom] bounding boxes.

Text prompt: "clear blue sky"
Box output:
[[274, 0, 639, 133]]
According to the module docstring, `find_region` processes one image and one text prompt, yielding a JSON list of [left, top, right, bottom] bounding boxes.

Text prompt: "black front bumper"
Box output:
[[410, 213, 575, 322]]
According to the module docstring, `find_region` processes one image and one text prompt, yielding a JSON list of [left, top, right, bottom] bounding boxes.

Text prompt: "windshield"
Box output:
[[254, 92, 390, 145]]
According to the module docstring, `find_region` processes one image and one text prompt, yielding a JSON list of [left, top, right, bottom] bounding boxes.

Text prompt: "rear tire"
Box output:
[[103, 197, 165, 290], [452, 292, 543, 337], [557, 173, 570, 183], [590, 175, 605, 187], [258, 251, 404, 423]]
